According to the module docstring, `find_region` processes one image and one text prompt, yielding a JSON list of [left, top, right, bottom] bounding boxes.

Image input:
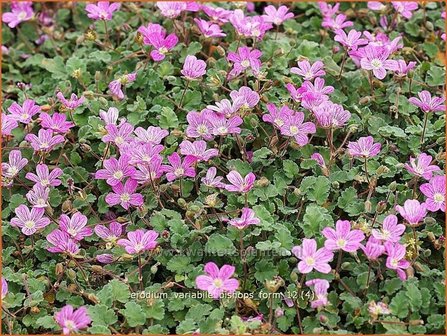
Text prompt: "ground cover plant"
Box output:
[[1, 1, 446, 334]]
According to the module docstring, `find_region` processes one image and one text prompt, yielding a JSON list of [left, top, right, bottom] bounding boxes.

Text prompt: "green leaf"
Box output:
[[119, 302, 146, 327], [283, 160, 299, 179], [158, 106, 179, 129], [301, 205, 334, 237], [88, 304, 118, 326], [205, 233, 236, 255]]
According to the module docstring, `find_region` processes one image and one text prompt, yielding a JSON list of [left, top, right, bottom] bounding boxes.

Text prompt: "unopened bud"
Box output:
[[376, 201, 387, 214], [364, 200, 372, 212], [319, 315, 328, 324], [30, 306, 40, 314], [256, 176, 270, 187], [389, 181, 397, 191], [85, 30, 97, 41], [55, 263, 64, 276], [177, 198, 187, 208], [87, 294, 100, 304], [424, 217, 436, 225], [41, 104, 52, 112]]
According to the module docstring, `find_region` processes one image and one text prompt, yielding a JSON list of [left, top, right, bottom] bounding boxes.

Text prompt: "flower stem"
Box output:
[[138, 253, 143, 291], [336, 250, 343, 273], [338, 50, 348, 79], [364, 158, 370, 185], [239, 230, 248, 290], [177, 80, 190, 111], [420, 113, 428, 145], [103, 20, 110, 46]]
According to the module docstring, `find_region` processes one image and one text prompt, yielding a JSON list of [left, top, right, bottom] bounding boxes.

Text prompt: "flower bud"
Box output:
[[275, 308, 284, 318], [364, 200, 372, 212], [409, 320, 424, 326], [265, 276, 284, 293], [359, 96, 372, 105], [87, 294, 100, 304], [135, 32, 144, 45], [376, 201, 387, 214], [30, 306, 40, 314], [85, 30, 97, 41], [177, 198, 187, 208], [150, 264, 159, 274], [256, 176, 270, 187], [290, 271, 298, 282], [389, 181, 397, 191], [71, 68, 82, 79], [67, 269, 77, 279], [319, 315, 328, 324], [376, 165, 389, 175], [405, 265, 414, 279], [424, 217, 436, 225], [55, 263, 64, 276]]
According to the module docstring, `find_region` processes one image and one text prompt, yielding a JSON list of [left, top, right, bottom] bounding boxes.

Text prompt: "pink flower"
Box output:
[[56, 92, 85, 109], [301, 92, 329, 111], [408, 91, 446, 114], [162, 153, 197, 182], [181, 55, 207, 80], [290, 60, 325, 81], [209, 113, 243, 136], [102, 122, 134, 148], [179, 140, 218, 162], [26, 184, 50, 209], [280, 112, 316, 146], [105, 179, 144, 210], [305, 279, 330, 308], [11, 205, 50, 236], [85, 1, 120, 20], [392, 1, 418, 19], [225, 171, 255, 193], [2, 114, 18, 136], [25, 164, 63, 187], [367, 2, 387, 11], [156, 1, 199, 18], [361, 237, 385, 261], [262, 103, 294, 129], [96, 254, 114, 264], [384, 242, 410, 280], [54, 305, 91, 335], [138, 23, 178, 61], [2, 278, 8, 300], [25, 129, 65, 152], [227, 46, 262, 79], [94, 221, 123, 242], [194, 18, 226, 38], [59, 212, 93, 241], [40, 113, 74, 134], [201, 167, 225, 188], [311, 153, 327, 169], [286, 83, 307, 102], [313, 101, 351, 128], [195, 262, 239, 299], [302, 78, 334, 95], [109, 73, 137, 100], [202, 5, 231, 23], [207, 98, 243, 118], [134, 126, 168, 145], [394, 60, 416, 77], [229, 10, 272, 40], [334, 29, 367, 50], [318, 2, 340, 17], [117, 229, 159, 254], [229, 86, 260, 109], [347, 136, 381, 158], [229, 208, 260, 229], [322, 14, 353, 31], [126, 143, 164, 166], [360, 45, 398, 80], [2, 150, 28, 179], [95, 155, 136, 186], [292, 238, 334, 274], [46, 229, 80, 255], [404, 153, 440, 180], [133, 157, 164, 184], [99, 107, 121, 125], [395, 199, 427, 226], [262, 5, 294, 25], [322, 220, 365, 252], [372, 214, 406, 243], [8, 99, 40, 124], [2, 1, 34, 28], [420, 175, 446, 212], [186, 110, 214, 140]]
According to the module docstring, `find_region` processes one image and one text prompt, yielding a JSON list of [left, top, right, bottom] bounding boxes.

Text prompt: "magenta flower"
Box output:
[[59, 212, 93, 241], [384, 242, 410, 280], [133, 157, 164, 184], [46, 229, 80, 255], [262, 103, 294, 129], [392, 1, 418, 19], [2, 150, 28, 179], [229, 208, 260, 229], [26, 164, 62, 188], [408, 91, 446, 114], [209, 113, 243, 136], [194, 18, 226, 38], [11, 205, 50, 236], [420, 175, 445, 212], [201, 167, 225, 188], [181, 55, 207, 80], [311, 153, 327, 169], [2, 114, 18, 136], [117, 229, 159, 254], [302, 78, 334, 95], [367, 2, 387, 11], [322, 220, 365, 252], [26, 184, 50, 209], [102, 122, 134, 148], [395, 199, 427, 226], [361, 237, 385, 261], [162, 153, 197, 182], [334, 29, 367, 50], [94, 221, 123, 242], [99, 107, 121, 126], [292, 239, 334, 274], [2, 1, 34, 28], [230, 86, 260, 109], [105, 179, 144, 210], [322, 14, 353, 31], [360, 45, 398, 80], [305, 279, 330, 308], [126, 143, 164, 166], [262, 5, 294, 25], [109, 73, 137, 100], [227, 47, 262, 79], [179, 140, 218, 162], [156, 1, 199, 18], [301, 92, 329, 111], [195, 262, 239, 299], [8, 99, 40, 124], [56, 92, 85, 109], [96, 254, 114, 264], [25, 129, 65, 153], [371, 214, 405, 243], [40, 113, 74, 134], [290, 60, 325, 81], [313, 101, 351, 128], [394, 60, 416, 77], [319, 2, 340, 17], [85, 1, 120, 20], [280, 112, 316, 146], [286, 83, 307, 102], [404, 153, 440, 180], [202, 5, 231, 23], [54, 305, 91, 335], [95, 155, 136, 186], [2, 278, 8, 300], [134, 126, 169, 145], [225, 171, 255, 193], [207, 98, 243, 118], [229, 10, 272, 40], [186, 110, 214, 140], [138, 23, 178, 61], [347, 136, 381, 158]]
